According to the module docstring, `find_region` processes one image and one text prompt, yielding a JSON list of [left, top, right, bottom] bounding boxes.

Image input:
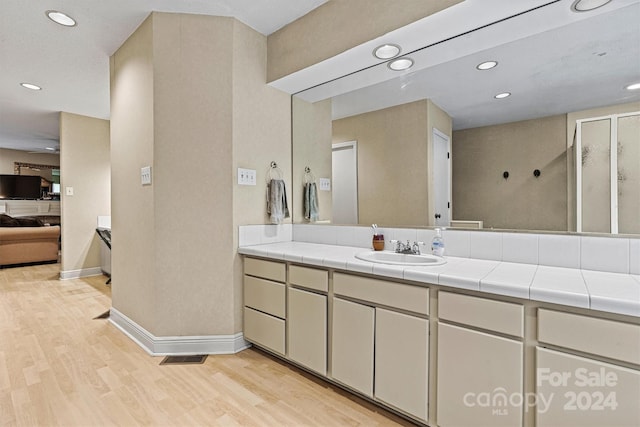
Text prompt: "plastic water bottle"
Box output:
[[431, 228, 445, 256]]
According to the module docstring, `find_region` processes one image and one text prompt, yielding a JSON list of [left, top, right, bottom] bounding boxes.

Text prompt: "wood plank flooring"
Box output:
[[0, 263, 412, 426]]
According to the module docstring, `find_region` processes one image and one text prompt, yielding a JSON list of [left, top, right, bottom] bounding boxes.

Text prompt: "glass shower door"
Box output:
[[576, 112, 640, 234], [617, 114, 640, 234]]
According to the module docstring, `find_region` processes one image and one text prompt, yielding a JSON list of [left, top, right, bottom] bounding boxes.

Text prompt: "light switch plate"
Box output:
[[141, 166, 152, 185], [238, 168, 256, 186], [319, 178, 331, 191], [65, 186, 74, 196]]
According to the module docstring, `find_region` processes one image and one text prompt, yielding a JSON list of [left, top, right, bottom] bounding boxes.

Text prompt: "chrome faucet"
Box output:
[[390, 240, 424, 255]]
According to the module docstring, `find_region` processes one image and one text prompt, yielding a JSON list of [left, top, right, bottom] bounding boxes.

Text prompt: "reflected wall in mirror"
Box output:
[[291, 0, 640, 234]]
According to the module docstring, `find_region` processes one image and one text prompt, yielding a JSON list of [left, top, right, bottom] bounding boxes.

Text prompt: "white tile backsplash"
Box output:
[[243, 224, 637, 275], [335, 226, 374, 249], [581, 236, 629, 274], [538, 234, 581, 269], [469, 232, 502, 261], [294, 224, 342, 245], [442, 229, 470, 258], [385, 228, 418, 248], [502, 233, 538, 265], [630, 239, 640, 275], [238, 224, 292, 246]]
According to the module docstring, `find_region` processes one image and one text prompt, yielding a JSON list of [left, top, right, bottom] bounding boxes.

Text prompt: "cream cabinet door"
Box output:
[[375, 308, 429, 422], [437, 322, 524, 427], [288, 287, 327, 375], [331, 297, 375, 397], [536, 347, 640, 427]]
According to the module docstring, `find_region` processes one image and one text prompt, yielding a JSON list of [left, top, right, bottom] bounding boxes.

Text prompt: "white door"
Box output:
[[332, 141, 358, 224], [433, 129, 451, 226]]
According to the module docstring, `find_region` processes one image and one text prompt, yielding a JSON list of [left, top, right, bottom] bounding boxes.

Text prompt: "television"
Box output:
[[0, 175, 42, 199]]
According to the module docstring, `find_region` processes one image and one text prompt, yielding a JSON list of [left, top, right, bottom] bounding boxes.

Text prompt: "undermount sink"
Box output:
[[355, 251, 447, 266]]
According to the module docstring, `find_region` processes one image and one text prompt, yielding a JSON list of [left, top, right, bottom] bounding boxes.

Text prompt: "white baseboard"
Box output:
[[109, 308, 251, 356], [59, 266, 103, 280]]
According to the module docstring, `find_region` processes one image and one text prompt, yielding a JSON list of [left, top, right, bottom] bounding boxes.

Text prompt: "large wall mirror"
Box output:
[[291, 0, 640, 235]]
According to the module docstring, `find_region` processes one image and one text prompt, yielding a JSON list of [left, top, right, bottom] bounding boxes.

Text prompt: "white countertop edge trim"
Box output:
[[238, 243, 639, 318]]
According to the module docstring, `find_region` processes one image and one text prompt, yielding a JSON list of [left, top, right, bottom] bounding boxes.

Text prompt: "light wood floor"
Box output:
[[0, 263, 412, 426]]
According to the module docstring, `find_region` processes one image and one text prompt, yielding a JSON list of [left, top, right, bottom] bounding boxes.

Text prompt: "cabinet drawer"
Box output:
[[244, 275, 285, 318], [334, 272, 429, 315], [538, 309, 640, 364], [289, 265, 328, 292], [244, 257, 285, 282], [244, 307, 285, 355], [439, 291, 524, 337]]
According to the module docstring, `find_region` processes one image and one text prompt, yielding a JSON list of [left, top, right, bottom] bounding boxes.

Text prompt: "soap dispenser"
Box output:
[[431, 228, 445, 256]]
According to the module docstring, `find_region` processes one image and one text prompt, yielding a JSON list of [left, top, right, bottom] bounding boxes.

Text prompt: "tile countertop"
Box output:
[[238, 241, 640, 318]]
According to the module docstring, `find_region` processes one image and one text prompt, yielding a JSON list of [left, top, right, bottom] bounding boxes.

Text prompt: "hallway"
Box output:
[[0, 263, 407, 426]]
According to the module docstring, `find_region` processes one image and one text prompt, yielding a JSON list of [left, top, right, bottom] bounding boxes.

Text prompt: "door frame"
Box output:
[[431, 127, 452, 226], [332, 140, 359, 224]]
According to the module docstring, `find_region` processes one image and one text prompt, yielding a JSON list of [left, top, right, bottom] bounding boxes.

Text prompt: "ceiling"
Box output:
[[290, 0, 640, 130], [1, 0, 638, 154], [0, 0, 327, 153]]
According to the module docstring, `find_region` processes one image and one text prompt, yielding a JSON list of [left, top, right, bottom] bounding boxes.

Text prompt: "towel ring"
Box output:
[[267, 161, 283, 181], [304, 166, 316, 184]]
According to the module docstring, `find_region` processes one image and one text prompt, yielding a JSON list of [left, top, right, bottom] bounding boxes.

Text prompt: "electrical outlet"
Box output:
[[141, 166, 152, 185], [319, 178, 331, 191], [238, 168, 256, 186]]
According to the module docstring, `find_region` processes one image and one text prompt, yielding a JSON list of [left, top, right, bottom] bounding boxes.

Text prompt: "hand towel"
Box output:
[[304, 182, 319, 222], [267, 179, 289, 224]]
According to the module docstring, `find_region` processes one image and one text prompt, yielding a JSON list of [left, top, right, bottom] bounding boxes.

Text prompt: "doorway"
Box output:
[[432, 128, 451, 227], [332, 141, 358, 224]]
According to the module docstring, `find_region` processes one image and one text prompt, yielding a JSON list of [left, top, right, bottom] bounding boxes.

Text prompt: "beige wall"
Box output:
[[452, 115, 567, 231], [111, 12, 291, 338], [292, 97, 332, 222], [333, 100, 429, 226], [267, 0, 462, 82], [59, 112, 110, 273], [110, 14, 156, 334], [0, 148, 59, 175], [231, 19, 292, 331]]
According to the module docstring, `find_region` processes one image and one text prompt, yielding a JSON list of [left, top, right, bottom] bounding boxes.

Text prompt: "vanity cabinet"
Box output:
[[375, 307, 429, 421], [287, 265, 328, 375], [331, 297, 375, 396], [243, 258, 286, 355], [536, 309, 640, 427], [437, 292, 524, 427], [241, 254, 640, 427], [332, 272, 430, 421]]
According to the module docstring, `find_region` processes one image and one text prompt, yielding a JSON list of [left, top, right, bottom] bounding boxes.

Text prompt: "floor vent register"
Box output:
[[160, 355, 208, 365]]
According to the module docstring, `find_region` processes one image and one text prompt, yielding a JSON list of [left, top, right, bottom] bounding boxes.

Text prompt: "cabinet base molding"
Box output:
[[110, 308, 251, 356]]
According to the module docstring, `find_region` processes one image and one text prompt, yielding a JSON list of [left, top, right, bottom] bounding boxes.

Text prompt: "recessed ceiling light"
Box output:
[[373, 44, 401, 60], [46, 10, 77, 27], [20, 83, 42, 91], [571, 0, 611, 12], [45, 147, 56, 151], [626, 82, 640, 91], [388, 58, 414, 71], [476, 61, 498, 70], [494, 92, 511, 99]]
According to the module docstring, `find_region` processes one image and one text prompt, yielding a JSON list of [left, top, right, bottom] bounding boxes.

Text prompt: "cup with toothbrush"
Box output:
[[371, 224, 384, 251]]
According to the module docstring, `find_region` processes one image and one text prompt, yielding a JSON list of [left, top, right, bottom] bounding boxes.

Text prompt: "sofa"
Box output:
[[0, 214, 60, 267]]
